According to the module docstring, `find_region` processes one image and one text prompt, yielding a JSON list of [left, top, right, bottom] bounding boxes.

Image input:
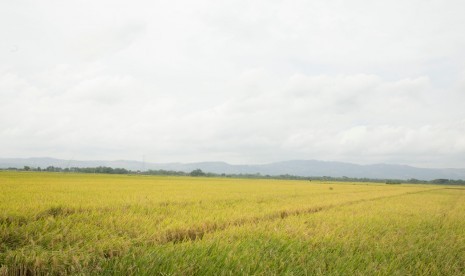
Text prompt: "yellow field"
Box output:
[[1, 172, 464, 275]]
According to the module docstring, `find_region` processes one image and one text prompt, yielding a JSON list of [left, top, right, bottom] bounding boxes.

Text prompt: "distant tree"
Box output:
[[190, 169, 206, 177], [432, 179, 449, 184], [23, 166, 30, 171]]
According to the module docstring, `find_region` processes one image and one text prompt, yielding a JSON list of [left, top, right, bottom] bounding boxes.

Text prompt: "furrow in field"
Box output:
[[156, 187, 442, 244]]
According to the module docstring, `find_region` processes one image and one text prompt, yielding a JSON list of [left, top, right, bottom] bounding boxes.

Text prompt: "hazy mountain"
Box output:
[[1, 157, 465, 181]]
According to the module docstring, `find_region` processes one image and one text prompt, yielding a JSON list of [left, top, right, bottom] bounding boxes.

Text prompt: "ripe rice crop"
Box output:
[[1, 172, 464, 275]]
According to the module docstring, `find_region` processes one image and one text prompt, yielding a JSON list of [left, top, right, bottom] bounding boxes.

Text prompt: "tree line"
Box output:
[[2, 166, 465, 185]]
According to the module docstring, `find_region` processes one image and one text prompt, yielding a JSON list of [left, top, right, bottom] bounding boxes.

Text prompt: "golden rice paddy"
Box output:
[[1, 172, 464, 275]]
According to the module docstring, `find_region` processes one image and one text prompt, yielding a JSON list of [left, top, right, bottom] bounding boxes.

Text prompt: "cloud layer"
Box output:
[[1, 0, 465, 167]]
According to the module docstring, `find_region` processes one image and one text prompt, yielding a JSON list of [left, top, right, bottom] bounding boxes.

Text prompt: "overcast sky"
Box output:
[[1, 0, 465, 168]]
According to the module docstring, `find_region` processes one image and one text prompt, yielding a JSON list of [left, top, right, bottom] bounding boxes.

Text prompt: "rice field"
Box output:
[[1, 171, 464, 275]]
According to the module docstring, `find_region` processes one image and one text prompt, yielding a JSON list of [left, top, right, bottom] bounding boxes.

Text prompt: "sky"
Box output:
[[1, 0, 465, 168]]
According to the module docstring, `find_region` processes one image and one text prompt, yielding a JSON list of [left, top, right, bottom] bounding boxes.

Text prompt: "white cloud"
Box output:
[[1, 0, 465, 167]]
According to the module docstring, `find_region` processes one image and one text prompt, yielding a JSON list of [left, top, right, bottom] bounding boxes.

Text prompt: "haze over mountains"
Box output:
[[1, 157, 465, 181]]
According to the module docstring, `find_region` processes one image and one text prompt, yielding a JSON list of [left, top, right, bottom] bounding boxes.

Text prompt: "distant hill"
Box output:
[[1, 157, 465, 181]]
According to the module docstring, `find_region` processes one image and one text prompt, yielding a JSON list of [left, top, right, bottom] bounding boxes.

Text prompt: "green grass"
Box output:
[[1, 172, 464, 275]]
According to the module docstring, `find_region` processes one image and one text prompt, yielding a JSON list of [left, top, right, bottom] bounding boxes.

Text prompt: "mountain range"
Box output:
[[1, 157, 465, 180]]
